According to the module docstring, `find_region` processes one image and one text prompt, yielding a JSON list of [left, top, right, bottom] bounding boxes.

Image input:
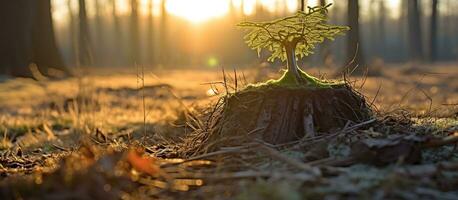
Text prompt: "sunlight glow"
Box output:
[[233, 0, 243, 8], [306, 0, 335, 7], [166, 0, 230, 23], [260, 0, 276, 13], [386, 0, 401, 18], [285, 0, 298, 12], [116, 0, 130, 15], [243, 0, 256, 15], [51, 0, 405, 26]]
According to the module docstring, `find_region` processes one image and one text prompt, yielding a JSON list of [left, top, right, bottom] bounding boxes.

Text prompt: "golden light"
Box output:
[[306, 0, 332, 7], [285, 0, 298, 12], [116, 0, 130, 15], [243, 0, 256, 15], [166, 0, 230, 23], [260, 0, 276, 13], [386, 0, 401, 18], [232, 0, 243, 8]]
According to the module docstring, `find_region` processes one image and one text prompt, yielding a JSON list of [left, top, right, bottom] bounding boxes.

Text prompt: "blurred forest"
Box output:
[[1, 0, 458, 76]]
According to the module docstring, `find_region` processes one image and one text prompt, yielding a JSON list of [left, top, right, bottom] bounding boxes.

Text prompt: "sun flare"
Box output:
[[165, 0, 230, 23]]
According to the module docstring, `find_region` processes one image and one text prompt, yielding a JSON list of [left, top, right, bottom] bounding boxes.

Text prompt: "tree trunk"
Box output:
[[378, 1, 386, 53], [159, 0, 168, 65], [0, 0, 67, 77], [285, 42, 302, 84], [94, 0, 105, 66], [346, 0, 365, 74], [378, 0, 386, 57], [67, 0, 77, 66], [79, 0, 93, 66], [368, 0, 377, 60], [111, 0, 124, 66], [429, 0, 439, 62], [130, 0, 140, 64], [407, 0, 423, 61], [399, 0, 408, 61], [147, 0, 154, 65]]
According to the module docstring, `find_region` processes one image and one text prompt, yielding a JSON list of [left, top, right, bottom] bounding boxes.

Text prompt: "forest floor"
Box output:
[[0, 63, 457, 199]]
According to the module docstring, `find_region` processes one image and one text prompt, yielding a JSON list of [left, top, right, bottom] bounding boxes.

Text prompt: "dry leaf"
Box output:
[[126, 148, 160, 176]]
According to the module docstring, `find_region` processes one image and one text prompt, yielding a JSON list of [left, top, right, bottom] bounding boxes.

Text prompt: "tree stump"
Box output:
[[181, 84, 372, 156], [214, 85, 371, 145]]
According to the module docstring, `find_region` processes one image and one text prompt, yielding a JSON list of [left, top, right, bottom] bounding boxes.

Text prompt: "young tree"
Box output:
[[407, 0, 423, 61], [429, 0, 439, 62], [0, 0, 68, 77], [238, 4, 348, 85], [78, 0, 93, 66], [346, 0, 365, 72]]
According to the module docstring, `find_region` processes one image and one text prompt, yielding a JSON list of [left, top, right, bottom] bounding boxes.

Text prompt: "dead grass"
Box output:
[[0, 64, 457, 199]]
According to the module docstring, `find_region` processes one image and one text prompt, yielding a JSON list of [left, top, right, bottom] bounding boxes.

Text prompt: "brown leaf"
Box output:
[[351, 135, 423, 166], [126, 148, 160, 176]]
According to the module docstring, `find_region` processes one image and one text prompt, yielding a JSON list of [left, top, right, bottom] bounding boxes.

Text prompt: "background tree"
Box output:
[[147, 0, 155, 65], [159, 0, 168, 66], [111, 0, 124, 66], [78, 0, 93, 66], [346, 0, 365, 73], [67, 0, 77, 65], [130, 0, 140, 64], [429, 0, 439, 62], [407, 0, 423, 61], [378, 0, 386, 57], [0, 0, 67, 77], [319, 0, 331, 66], [94, 0, 105, 65]]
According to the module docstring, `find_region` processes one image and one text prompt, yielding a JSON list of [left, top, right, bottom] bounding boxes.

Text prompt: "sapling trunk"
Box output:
[[285, 42, 303, 84]]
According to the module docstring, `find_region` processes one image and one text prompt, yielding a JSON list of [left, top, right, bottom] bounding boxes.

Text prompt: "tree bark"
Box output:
[[147, 0, 155, 65], [79, 0, 93, 66], [346, 0, 365, 73], [130, 0, 140, 64], [378, 0, 386, 57], [159, 0, 168, 65], [429, 0, 439, 62], [111, 0, 125, 66], [94, 0, 105, 66], [407, 0, 423, 61], [67, 0, 77, 66], [285, 42, 302, 84], [199, 86, 371, 149], [0, 0, 67, 77]]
